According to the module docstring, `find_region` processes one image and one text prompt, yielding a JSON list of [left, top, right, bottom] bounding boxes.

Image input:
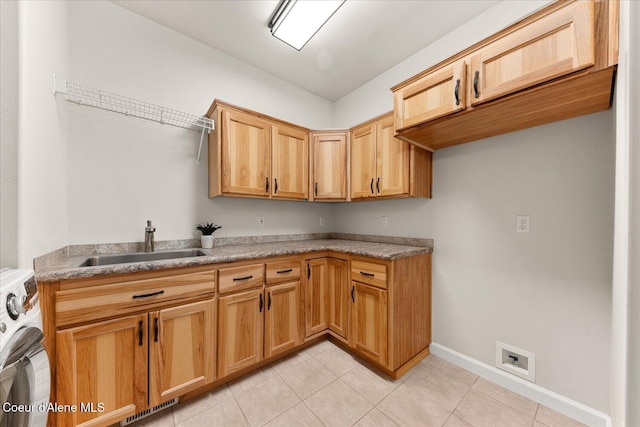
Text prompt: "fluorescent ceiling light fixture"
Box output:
[[268, 0, 345, 50]]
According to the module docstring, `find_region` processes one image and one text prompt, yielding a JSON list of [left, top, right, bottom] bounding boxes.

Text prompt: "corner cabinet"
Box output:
[[207, 101, 309, 200], [350, 113, 432, 200], [309, 131, 349, 201], [392, 0, 619, 151]]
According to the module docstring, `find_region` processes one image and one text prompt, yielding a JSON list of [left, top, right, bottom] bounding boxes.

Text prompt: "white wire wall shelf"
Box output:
[[53, 75, 214, 165]]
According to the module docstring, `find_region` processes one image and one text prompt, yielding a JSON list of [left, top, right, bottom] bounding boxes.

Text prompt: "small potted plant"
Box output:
[[196, 222, 222, 249]]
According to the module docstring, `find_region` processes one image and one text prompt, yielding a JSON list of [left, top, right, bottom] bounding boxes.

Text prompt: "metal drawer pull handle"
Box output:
[[233, 275, 253, 281], [376, 177, 380, 193], [132, 290, 165, 299], [268, 292, 272, 310], [360, 271, 375, 277], [266, 177, 269, 192], [454, 78, 461, 105], [274, 178, 278, 194], [259, 293, 263, 312], [138, 320, 143, 346], [370, 178, 374, 194], [276, 269, 293, 274], [315, 182, 318, 196], [351, 285, 355, 302]]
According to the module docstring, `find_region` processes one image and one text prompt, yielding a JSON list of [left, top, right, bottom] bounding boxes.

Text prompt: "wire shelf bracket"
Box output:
[[53, 75, 214, 165]]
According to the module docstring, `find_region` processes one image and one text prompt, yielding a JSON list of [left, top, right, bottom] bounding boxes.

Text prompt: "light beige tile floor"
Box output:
[[130, 341, 587, 427]]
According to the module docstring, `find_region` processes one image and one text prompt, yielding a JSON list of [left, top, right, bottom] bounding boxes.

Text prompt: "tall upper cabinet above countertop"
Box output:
[[392, 0, 619, 151], [206, 100, 309, 200]]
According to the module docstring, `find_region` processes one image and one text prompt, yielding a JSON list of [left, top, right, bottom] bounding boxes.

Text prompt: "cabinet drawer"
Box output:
[[56, 271, 216, 327], [218, 264, 264, 294], [351, 259, 387, 289], [266, 260, 301, 285]]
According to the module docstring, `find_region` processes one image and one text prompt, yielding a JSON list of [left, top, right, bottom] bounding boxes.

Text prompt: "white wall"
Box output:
[[0, 0, 19, 268], [15, 0, 69, 268], [611, 1, 640, 426], [626, 1, 640, 423], [333, 1, 614, 412], [66, 1, 335, 244]]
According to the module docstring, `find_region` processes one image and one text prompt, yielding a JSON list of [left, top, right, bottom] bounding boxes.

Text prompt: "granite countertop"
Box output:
[[36, 238, 432, 283]]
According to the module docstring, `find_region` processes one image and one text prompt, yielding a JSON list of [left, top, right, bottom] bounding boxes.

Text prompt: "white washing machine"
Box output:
[[0, 269, 50, 427]]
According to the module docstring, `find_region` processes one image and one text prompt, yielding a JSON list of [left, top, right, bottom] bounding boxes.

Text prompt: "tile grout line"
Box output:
[[444, 373, 480, 426]]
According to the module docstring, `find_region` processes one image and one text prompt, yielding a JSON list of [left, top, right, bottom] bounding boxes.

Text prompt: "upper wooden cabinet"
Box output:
[[271, 124, 309, 199], [351, 113, 432, 200], [394, 60, 467, 130], [207, 101, 309, 200], [469, 1, 595, 106], [220, 109, 270, 197], [310, 131, 348, 201], [392, 0, 619, 151]]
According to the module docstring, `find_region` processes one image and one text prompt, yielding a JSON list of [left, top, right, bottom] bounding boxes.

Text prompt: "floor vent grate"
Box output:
[[120, 398, 178, 426]]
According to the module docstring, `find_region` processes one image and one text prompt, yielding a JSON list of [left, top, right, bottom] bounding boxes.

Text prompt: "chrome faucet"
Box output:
[[144, 220, 156, 252]]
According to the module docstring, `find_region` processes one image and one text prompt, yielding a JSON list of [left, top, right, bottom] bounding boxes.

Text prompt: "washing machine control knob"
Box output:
[[6, 293, 27, 320]]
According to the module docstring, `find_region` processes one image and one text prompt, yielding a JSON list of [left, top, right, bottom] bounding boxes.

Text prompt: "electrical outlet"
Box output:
[[381, 216, 388, 228], [516, 215, 530, 233], [319, 216, 325, 226], [258, 216, 264, 227]]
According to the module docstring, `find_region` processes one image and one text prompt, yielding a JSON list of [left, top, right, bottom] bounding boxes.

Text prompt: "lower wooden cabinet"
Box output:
[[56, 315, 147, 427], [264, 281, 302, 358], [150, 300, 216, 405], [45, 251, 430, 427], [350, 282, 387, 366], [327, 258, 349, 339], [218, 262, 303, 375], [304, 258, 329, 336], [56, 299, 216, 427], [217, 289, 264, 377], [304, 257, 350, 340]]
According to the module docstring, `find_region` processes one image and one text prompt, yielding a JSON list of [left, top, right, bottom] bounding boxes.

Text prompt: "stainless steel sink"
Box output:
[[80, 249, 207, 267]]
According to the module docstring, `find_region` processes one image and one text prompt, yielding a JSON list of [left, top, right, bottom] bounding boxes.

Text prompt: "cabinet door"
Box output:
[[218, 289, 264, 377], [351, 282, 387, 367], [350, 124, 377, 200], [328, 258, 349, 339], [376, 115, 409, 197], [56, 315, 147, 427], [149, 300, 215, 405], [470, 1, 594, 106], [221, 109, 270, 196], [271, 124, 309, 200], [304, 258, 329, 337], [312, 133, 347, 200], [394, 60, 466, 130], [265, 282, 302, 358]]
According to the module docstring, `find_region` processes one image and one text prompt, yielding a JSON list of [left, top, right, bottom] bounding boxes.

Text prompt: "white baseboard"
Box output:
[[430, 343, 611, 427]]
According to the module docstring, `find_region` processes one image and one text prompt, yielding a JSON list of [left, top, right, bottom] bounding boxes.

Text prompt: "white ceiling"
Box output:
[[110, 0, 500, 102]]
